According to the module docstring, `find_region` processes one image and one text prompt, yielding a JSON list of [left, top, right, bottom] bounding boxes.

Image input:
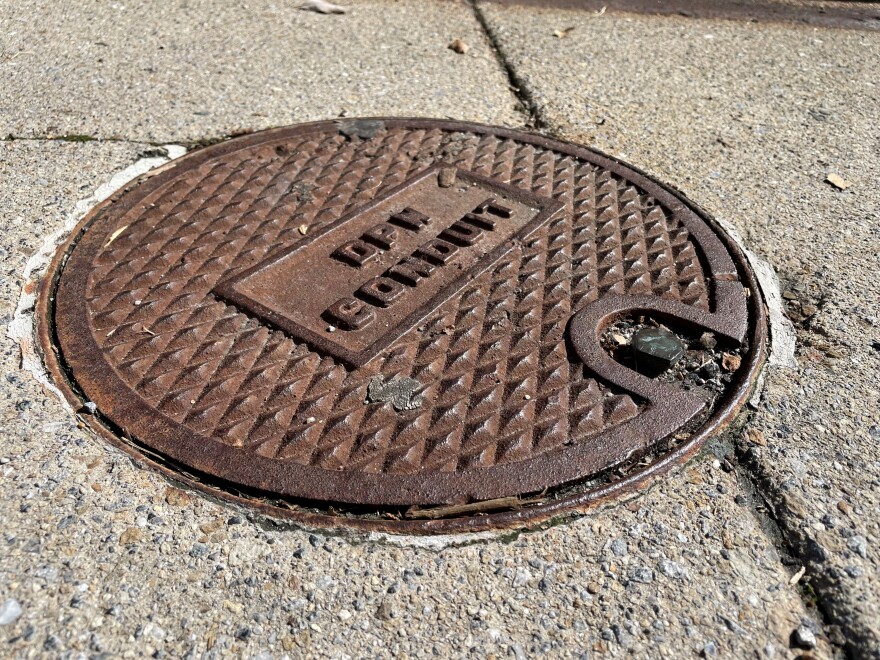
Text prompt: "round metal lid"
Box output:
[[41, 119, 765, 531]]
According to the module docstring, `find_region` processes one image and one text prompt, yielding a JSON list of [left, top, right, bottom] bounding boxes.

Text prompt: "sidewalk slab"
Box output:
[[478, 3, 880, 653], [0, 140, 829, 658], [0, 0, 521, 143]]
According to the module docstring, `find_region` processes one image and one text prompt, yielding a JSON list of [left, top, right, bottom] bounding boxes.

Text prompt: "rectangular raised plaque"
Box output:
[[215, 165, 563, 366]]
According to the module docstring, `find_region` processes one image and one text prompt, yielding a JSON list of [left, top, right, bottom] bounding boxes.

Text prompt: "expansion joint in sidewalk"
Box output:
[[717, 414, 875, 659], [2, 134, 155, 146], [467, 0, 546, 129]]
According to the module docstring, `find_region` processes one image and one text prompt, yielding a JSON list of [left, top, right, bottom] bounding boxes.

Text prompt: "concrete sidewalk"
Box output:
[[1, 0, 877, 657]]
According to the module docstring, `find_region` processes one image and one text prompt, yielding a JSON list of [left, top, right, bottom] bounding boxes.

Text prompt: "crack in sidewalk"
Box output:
[[709, 425, 840, 657], [468, 0, 546, 129], [735, 433, 880, 659], [706, 396, 878, 660], [2, 132, 252, 152], [2, 134, 154, 146]]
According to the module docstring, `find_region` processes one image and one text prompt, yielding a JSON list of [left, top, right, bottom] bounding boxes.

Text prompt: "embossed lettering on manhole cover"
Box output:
[[216, 164, 563, 366], [40, 119, 766, 533]]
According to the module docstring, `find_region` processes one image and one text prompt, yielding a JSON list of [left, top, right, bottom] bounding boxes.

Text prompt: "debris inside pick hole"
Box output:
[[610, 333, 628, 346], [825, 173, 851, 190], [699, 332, 717, 350], [366, 375, 423, 412], [602, 319, 744, 395], [448, 38, 469, 54], [631, 327, 685, 375], [721, 352, 742, 372], [298, 0, 346, 14]]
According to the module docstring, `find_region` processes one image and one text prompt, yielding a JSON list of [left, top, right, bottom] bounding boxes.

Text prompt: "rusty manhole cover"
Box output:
[[39, 119, 766, 533]]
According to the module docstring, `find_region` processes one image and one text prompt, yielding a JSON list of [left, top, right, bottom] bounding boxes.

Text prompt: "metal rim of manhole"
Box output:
[[38, 118, 766, 534]]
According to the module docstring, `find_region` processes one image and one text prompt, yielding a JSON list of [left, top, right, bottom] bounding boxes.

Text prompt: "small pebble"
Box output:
[[699, 361, 720, 378], [448, 38, 469, 54], [699, 332, 717, 350], [792, 625, 817, 649], [611, 333, 628, 346], [0, 599, 22, 625], [631, 327, 685, 374], [628, 567, 654, 584], [745, 428, 767, 446], [658, 559, 690, 581], [846, 535, 868, 558]]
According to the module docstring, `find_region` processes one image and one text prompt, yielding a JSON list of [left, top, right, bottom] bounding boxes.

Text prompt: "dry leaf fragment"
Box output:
[[721, 352, 741, 372], [104, 224, 128, 247], [298, 224, 309, 235], [553, 27, 575, 38], [298, 0, 346, 14], [449, 38, 469, 54], [825, 173, 851, 190]]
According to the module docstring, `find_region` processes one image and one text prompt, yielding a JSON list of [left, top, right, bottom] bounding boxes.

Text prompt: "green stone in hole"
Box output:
[[631, 327, 686, 374]]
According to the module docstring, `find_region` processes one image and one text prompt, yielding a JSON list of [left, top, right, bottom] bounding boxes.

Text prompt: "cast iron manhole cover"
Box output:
[[39, 119, 765, 533]]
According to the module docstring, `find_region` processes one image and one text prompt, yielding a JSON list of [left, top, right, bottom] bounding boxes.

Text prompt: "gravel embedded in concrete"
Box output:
[[0, 139, 831, 659], [0, 0, 522, 143], [3, 0, 878, 653], [478, 4, 880, 653]]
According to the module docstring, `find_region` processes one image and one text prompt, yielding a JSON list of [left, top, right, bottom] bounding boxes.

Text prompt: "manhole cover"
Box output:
[[39, 119, 765, 533]]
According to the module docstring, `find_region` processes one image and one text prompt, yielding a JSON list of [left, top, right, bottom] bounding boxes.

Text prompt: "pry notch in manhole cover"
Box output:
[[40, 118, 766, 534]]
